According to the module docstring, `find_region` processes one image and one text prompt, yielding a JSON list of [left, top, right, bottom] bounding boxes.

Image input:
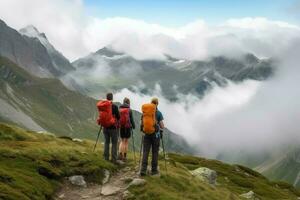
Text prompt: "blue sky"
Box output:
[[84, 0, 299, 26]]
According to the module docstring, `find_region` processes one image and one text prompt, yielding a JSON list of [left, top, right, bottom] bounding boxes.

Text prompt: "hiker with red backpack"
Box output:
[[96, 93, 120, 163], [140, 97, 165, 176], [118, 97, 135, 161]]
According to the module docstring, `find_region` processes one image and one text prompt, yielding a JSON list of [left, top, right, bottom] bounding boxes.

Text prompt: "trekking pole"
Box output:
[[93, 126, 102, 152], [131, 129, 136, 164], [161, 131, 168, 175], [139, 134, 144, 171]]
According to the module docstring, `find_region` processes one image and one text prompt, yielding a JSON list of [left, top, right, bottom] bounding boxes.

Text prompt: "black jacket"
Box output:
[[119, 103, 135, 129]]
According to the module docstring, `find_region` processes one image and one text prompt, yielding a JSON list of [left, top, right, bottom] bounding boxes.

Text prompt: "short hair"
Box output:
[[123, 97, 130, 105], [151, 97, 158, 105], [106, 93, 113, 100]]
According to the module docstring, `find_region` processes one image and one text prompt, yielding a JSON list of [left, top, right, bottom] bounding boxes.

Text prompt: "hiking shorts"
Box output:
[[120, 128, 131, 139]]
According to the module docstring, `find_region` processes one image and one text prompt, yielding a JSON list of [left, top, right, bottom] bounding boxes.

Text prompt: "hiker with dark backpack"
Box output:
[[118, 97, 135, 161], [96, 93, 120, 163], [140, 97, 165, 176]]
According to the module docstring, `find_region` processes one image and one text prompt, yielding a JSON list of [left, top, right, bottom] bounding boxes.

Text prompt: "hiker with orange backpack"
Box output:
[[140, 97, 164, 176], [118, 97, 135, 161], [96, 93, 120, 163]]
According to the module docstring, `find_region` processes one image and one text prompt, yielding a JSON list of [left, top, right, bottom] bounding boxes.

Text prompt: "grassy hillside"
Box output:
[[1, 123, 299, 200], [0, 56, 194, 154], [128, 153, 300, 200], [0, 56, 99, 138], [0, 123, 116, 200], [255, 148, 300, 188]]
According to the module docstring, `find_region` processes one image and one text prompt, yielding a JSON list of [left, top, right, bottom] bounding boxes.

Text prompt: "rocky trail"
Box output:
[[54, 164, 145, 200]]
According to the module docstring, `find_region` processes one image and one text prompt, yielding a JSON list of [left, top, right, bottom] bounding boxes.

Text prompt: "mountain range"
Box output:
[[72, 46, 273, 100], [0, 19, 193, 154], [0, 18, 299, 189]]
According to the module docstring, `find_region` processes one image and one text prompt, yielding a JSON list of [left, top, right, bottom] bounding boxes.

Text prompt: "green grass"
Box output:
[[1, 123, 300, 200], [125, 153, 300, 200], [0, 123, 116, 200]]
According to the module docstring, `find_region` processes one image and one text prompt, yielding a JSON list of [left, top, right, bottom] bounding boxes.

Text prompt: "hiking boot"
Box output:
[[151, 170, 160, 176], [140, 172, 146, 177], [118, 153, 123, 160], [111, 159, 117, 164], [123, 153, 127, 162]]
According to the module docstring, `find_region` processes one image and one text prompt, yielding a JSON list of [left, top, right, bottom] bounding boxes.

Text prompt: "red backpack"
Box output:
[[96, 100, 116, 128], [119, 108, 131, 128]]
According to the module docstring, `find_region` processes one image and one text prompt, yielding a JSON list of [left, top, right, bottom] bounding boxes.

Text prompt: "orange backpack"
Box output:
[[96, 100, 116, 128], [141, 103, 157, 134]]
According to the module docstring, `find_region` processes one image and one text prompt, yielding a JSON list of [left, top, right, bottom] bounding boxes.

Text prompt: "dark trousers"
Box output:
[[103, 128, 119, 162], [141, 134, 160, 173]]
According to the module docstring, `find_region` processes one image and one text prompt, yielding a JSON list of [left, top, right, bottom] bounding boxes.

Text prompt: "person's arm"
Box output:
[[129, 109, 135, 129], [159, 120, 165, 129], [113, 104, 120, 120], [158, 113, 165, 139], [158, 111, 165, 130], [140, 115, 143, 131]]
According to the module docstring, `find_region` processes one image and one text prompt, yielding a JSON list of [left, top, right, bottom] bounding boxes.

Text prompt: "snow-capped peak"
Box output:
[[19, 25, 47, 39], [19, 25, 55, 52]]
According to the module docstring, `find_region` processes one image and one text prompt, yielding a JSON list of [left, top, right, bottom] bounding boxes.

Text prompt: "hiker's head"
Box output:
[[151, 97, 159, 105], [123, 97, 130, 105], [106, 93, 113, 101]]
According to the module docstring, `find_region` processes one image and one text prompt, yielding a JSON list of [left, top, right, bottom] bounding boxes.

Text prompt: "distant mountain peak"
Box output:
[[19, 25, 47, 40], [0, 19, 6, 26], [244, 53, 260, 64], [95, 47, 124, 57]]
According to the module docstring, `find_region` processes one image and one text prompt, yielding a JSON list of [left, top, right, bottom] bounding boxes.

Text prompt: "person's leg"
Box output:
[[151, 136, 160, 173], [111, 129, 119, 162], [141, 135, 151, 175], [124, 138, 129, 152], [122, 128, 130, 160], [119, 128, 125, 159], [103, 128, 110, 161], [123, 138, 129, 160], [119, 138, 124, 160]]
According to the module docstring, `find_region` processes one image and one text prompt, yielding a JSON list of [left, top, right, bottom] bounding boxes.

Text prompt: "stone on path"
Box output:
[[101, 185, 122, 196], [122, 167, 131, 172], [128, 178, 146, 187], [102, 169, 110, 184], [68, 175, 87, 187]]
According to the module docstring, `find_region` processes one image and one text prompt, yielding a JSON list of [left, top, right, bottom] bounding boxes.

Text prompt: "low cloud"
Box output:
[[1, 0, 300, 61], [114, 37, 300, 157], [114, 81, 261, 155]]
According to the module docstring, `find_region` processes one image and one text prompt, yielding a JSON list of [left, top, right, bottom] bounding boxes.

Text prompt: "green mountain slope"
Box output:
[[255, 148, 300, 188], [0, 56, 98, 138], [0, 56, 194, 154], [0, 123, 116, 200], [1, 123, 299, 200]]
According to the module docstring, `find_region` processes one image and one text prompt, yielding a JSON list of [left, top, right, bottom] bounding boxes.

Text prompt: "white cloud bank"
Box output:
[[114, 36, 300, 157], [0, 0, 300, 61]]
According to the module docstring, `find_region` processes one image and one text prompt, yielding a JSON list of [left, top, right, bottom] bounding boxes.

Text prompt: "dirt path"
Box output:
[[54, 166, 140, 200]]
